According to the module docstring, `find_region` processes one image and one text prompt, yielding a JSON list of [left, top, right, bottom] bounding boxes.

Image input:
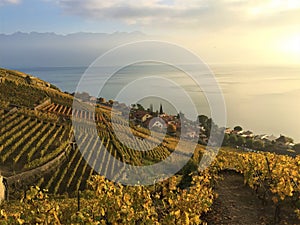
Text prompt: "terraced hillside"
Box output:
[[0, 109, 71, 173], [0, 68, 73, 108], [0, 68, 72, 191], [35, 116, 184, 194], [1, 68, 299, 225], [0, 68, 203, 196]]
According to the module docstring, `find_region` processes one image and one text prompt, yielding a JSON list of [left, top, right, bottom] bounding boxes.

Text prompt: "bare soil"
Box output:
[[203, 170, 300, 225]]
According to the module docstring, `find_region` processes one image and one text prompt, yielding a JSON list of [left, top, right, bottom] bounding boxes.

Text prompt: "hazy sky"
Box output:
[[1, 0, 300, 140], [0, 0, 299, 64]]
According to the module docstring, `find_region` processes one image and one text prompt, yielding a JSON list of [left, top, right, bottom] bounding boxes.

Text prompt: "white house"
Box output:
[[185, 131, 197, 139], [263, 134, 278, 143], [146, 117, 166, 130], [151, 120, 165, 129]]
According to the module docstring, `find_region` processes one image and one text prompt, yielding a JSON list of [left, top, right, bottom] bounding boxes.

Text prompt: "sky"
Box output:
[[1, 0, 300, 141], [0, 0, 299, 65]]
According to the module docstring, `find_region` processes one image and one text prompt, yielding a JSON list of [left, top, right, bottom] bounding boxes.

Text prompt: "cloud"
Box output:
[[0, 0, 21, 6], [56, 0, 300, 29]]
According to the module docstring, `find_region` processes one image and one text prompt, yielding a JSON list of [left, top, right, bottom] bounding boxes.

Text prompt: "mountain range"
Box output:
[[0, 31, 147, 68]]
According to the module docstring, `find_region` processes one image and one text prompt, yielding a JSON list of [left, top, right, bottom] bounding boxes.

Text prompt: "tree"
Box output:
[[136, 104, 144, 111], [234, 126, 243, 132], [167, 124, 176, 135], [177, 112, 185, 120], [237, 136, 246, 147], [253, 140, 264, 150], [229, 134, 238, 146], [149, 104, 153, 113], [245, 138, 254, 148], [294, 144, 300, 153], [97, 97, 106, 104], [25, 75, 32, 84], [159, 104, 164, 115], [276, 135, 294, 144], [204, 118, 216, 138], [222, 133, 230, 146], [198, 115, 208, 127]]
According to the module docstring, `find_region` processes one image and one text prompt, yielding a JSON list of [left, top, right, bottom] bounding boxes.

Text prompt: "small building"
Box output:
[[255, 134, 268, 140], [262, 134, 278, 143], [184, 130, 197, 139], [145, 117, 166, 130], [225, 128, 232, 134], [134, 111, 153, 123], [240, 130, 254, 138], [276, 135, 293, 146]]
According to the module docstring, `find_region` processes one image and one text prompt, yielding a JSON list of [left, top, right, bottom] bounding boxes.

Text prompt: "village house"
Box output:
[[146, 117, 166, 129], [183, 129, 198, 139], [276, 135, 294, 148], [262, 134, 278, 143], [225, 128, 232, 134], [254, 134, 268, 140], [133, 111, 153, 124], [240, 130, 254, 138]]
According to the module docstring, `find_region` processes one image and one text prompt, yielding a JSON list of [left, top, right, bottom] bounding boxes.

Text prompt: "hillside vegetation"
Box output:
[[0, 68, 299, 224], [0, 68, 72, 108]]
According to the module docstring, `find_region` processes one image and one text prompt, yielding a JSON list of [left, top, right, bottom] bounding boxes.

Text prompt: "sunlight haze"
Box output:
[[0, 0, 299, 65]]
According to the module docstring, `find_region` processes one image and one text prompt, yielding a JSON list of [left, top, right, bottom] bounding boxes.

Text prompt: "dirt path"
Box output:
[[204, 170, 299, 225]]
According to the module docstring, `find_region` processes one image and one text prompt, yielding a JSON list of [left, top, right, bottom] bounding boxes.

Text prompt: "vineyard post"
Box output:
[[265, 156, 271, 177], [274, 202, 281, 223], [23, 189, 26, 202], [6, 186, 9, 202], [77, 190, 81, 212]]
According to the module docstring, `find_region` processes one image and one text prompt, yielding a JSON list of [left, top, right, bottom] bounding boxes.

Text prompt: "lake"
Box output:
[[17, 64, 300, 142]]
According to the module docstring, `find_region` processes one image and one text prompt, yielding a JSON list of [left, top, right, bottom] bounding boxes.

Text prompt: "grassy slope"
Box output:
[[0, 68, 73, 183], [0, 68, 73, 108]]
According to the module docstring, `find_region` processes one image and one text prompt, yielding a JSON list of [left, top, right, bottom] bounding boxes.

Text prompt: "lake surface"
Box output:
[[18, 64, 300, 142]]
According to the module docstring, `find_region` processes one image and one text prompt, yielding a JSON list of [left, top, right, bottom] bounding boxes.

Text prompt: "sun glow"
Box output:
[[249, 0, 300, 16], [278, 34, 300, 64], [280, 35, 300, 54]]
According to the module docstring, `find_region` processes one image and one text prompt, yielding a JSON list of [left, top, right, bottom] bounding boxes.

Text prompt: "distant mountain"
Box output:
[[0, 31, 148, 68]]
